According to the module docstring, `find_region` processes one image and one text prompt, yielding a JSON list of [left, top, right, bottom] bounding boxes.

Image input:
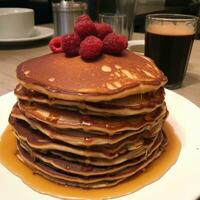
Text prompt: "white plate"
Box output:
[[0, 26, 54, 43], [0, 90, 200, 200]]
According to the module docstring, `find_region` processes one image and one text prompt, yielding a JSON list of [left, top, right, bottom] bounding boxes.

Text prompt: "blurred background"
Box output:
[[0, 0, 199, 34]]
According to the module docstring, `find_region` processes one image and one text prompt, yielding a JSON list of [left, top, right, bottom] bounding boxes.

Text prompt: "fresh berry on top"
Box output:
[[79, 36, 103, 59], [94, 23, 113, 39], [48, 14, 128, 57], [75, 14, 91, 24], [74, 20, 96, 40], [103, 33, 128, 54], [48, 37, 63, 53], [61, 33, 81, 57]]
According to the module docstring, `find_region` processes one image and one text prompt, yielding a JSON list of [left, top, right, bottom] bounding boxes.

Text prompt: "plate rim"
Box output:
[[0, 26, 54, 43]]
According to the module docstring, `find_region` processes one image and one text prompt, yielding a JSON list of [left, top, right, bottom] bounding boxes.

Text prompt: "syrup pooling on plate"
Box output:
[[0, 122, 181, 199]]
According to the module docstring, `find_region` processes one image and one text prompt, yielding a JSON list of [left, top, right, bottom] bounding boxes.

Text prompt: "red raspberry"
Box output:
[[74, 20, 96, 40], [94, 23, 113, 39], [79, 36, 103, 59], [48, 37, 63, 53], [103, 33, 128, 54], [75, 14, 91, 24], [61, 33, 81, 57]]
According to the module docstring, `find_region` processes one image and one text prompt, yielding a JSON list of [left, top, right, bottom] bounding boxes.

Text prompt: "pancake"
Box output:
[[15, 84, 165, 116], [17, 101, 168, 135], [17, 50, 167, 102], [18, 130, 165, 176], [51, 128, 163, 167], [11, 105, 165, 146], [17, 134, 166, 188], [15, 125, 163, 167], [10, 116, 160, 159], [17, 147, 127, 188]]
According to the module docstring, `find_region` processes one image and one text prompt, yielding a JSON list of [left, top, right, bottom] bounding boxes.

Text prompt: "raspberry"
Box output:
[[74, 20, 96, 40], [48, 37, 63, 53], [61, 33, 81, 57], [103, 33, 128, 54], [75, 14, 91, 24], [94, 23, 113, 39], [79, 36, 103, 59]]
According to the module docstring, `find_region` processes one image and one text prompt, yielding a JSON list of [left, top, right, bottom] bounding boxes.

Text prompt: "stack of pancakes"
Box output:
[[9, 50, 168, 189]]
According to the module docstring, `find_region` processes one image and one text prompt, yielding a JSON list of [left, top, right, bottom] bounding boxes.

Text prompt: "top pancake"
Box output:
[[17, 50, 167, 102]]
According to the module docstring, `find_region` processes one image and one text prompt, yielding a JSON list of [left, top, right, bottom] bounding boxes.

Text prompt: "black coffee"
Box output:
[[145, 26, 195, 88]]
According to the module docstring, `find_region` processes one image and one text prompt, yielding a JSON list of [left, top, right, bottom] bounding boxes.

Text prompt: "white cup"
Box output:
[[0, 8, 34, 39]]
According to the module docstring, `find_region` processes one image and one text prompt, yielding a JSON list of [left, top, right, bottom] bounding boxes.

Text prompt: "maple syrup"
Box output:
[[0, 121, 181, 199]]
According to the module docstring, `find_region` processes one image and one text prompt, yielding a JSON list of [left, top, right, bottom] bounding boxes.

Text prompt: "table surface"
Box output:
[[0, 33, 200, 107]]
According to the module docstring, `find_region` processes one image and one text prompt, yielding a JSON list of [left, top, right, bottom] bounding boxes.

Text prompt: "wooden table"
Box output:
[[0, 33, 200, 107]]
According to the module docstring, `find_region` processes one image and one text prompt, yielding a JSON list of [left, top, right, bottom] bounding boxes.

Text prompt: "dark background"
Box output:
[[0, 0, 199, 34]]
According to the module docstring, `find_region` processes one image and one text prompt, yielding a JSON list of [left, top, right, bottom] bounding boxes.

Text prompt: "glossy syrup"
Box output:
[[0, 122, 181, 200]]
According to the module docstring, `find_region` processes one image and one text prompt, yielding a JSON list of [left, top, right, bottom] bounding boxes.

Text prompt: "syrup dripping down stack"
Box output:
[[9, 50, 168, 188]]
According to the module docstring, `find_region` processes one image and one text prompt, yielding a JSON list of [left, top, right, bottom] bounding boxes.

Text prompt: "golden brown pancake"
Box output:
[[17, 101, 168, 135], [17, 50, 167, 102], [10, 116, 160, 160], [11, 106, 164, 146], [18, 134, 163, 176], [17, 145, 127, 188], [17, 134, 166, 188], [15, 84, 165, 116]]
